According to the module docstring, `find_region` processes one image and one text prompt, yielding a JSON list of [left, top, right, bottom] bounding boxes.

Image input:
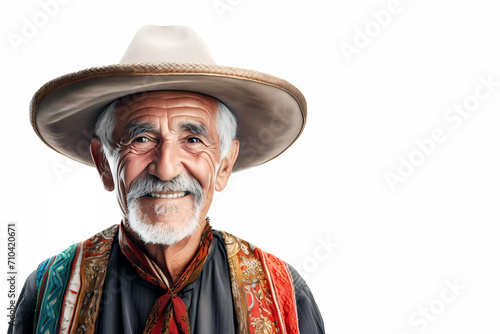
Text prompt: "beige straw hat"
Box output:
[[30, 25, 306, 171]]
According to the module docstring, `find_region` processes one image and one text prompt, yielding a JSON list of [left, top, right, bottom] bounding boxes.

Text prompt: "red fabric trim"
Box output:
[[251, 249, 286, 333], [263, 251, 300, 334]]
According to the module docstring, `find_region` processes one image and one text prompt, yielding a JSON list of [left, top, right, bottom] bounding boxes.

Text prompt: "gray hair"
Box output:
[[95, 98, 238, 165]]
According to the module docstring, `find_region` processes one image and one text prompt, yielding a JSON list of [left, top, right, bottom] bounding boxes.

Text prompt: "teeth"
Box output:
[[150, 191, 187, 198]]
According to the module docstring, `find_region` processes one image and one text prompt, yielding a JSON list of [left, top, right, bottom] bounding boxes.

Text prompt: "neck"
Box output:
[[124, 219, 207, 286]]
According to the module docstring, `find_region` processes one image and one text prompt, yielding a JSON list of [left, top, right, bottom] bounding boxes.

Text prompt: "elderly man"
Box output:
[[9, 26, 324, 333]]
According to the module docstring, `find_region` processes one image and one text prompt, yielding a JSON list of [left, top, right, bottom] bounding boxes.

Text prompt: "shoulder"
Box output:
[[214, 229, 325, 333], [287, 264, 326, 333], [9, 224, 120, 333], [8, 269, 37, 333], [8, 241, 81, 334], [37, 224, 119, 284]]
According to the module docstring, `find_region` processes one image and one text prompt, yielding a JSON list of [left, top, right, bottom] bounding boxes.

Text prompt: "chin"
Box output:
[[127, 200, 202, 246]]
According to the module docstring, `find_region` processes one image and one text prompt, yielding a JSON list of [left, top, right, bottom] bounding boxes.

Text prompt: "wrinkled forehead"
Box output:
[[114, 91, 219, 119], [109, 91, 221, 145]]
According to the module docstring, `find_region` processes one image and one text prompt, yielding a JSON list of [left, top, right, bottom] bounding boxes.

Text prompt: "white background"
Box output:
[[2, 0, 500, 332]]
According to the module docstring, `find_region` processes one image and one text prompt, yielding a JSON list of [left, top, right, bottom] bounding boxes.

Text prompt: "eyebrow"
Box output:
[[121, 122, 157, 143], [181, 122, 209, 139]]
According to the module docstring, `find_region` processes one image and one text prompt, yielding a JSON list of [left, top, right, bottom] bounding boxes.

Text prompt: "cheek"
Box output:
[[117, 153, 153, 193], [186, 150, 220, 189]]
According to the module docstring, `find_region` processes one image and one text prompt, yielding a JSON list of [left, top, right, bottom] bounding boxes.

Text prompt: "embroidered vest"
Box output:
[[33, 225, 300, 334]]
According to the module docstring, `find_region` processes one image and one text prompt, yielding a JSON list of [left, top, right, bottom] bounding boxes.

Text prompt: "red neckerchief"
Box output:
[[119, 220, 213, 334]]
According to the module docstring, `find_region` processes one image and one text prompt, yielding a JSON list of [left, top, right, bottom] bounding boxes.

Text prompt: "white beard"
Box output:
[[124, 172, 205, 246], [127, 198, 202, 245]]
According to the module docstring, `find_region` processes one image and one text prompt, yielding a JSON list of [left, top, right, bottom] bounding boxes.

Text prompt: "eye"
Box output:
[[187, 137, 202, 144], [129, 135, 156, 153], [133, 136, 149, 143]]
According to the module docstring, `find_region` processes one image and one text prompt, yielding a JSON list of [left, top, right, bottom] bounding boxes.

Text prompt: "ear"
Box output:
[[90, 138, 115, 192], [215, 139, 240, 192]]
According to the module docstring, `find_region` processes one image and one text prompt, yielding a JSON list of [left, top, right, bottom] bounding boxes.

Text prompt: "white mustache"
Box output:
[[126, 173, 204, 206]]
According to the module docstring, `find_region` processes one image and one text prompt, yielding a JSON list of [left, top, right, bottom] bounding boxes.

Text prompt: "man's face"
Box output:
[[93, 91, 234, 245]]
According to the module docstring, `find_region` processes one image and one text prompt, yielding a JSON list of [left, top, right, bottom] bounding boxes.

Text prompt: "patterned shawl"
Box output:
[[33, 222, 299, 334]]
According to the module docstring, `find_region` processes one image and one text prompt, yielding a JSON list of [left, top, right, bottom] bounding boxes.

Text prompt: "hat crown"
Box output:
[[119, 25, 216, 65]]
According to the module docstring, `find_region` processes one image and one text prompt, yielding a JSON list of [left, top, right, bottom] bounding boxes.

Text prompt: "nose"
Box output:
[[148, 141, 184, 181]]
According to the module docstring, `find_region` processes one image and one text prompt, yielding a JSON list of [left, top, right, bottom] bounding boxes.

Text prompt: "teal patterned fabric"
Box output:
[[34, 243, 79, 334]]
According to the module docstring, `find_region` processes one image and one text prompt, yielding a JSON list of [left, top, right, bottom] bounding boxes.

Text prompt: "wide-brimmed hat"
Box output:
[[30, 25, 306, 171]]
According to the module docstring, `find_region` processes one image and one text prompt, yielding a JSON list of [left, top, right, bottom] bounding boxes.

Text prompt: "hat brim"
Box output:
[[31, 63, 306, 172]]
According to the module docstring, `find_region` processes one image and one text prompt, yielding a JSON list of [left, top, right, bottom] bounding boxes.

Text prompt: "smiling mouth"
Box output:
[[148, 191, 189, 199]]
